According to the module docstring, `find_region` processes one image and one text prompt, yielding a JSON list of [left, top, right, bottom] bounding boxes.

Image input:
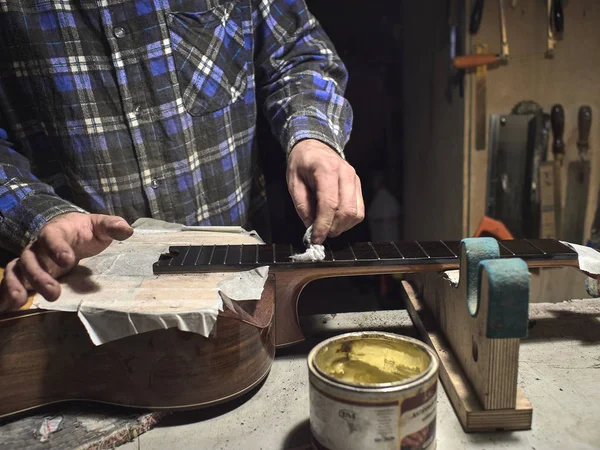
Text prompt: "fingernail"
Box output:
[[10, 289, 22, 299]]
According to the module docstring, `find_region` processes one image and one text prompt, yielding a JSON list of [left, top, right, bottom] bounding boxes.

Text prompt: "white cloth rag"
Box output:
[[290, 225, 326, 262]]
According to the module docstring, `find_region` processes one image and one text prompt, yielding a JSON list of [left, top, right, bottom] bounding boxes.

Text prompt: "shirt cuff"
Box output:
[[0, 193, 87, 253], [282, 115, 348, 159]]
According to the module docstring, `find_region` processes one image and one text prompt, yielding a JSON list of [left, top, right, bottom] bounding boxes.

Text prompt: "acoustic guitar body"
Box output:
[[0, 276, 276, 419], [0, 239, 589, 419]]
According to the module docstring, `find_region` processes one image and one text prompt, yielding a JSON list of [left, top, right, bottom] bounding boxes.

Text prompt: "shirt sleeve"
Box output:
[[252, 0, 353, 158], [0, 128, 87, 254]]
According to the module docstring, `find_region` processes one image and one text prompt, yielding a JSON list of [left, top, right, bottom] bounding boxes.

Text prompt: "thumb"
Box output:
[[91, 215, 134, 242]]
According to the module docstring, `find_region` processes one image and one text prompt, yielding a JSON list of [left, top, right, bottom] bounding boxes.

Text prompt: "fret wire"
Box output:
[[179, 246, 191, 266], [239, 244, 243, 264], [368, 242, 380, 260], [208, 246, 216, 265], [524, 239, 547, 255], [391, 241, 404, 258], [440, 240, 457, 257], [272, 244, 277, 263], [327, 243, 336, 261], [348, 244, 357, 261], [415, 241, 430, 258], [255, 244, 259, 264], [194, 245, 203, 265], [497, 241, 515, 255], [223, 245, 229, 264]]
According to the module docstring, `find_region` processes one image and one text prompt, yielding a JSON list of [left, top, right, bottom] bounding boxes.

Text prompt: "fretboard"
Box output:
[[152, 239, 578, 273]]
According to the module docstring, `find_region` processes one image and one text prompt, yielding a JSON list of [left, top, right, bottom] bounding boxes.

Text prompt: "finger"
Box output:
[[0, 259, 28, 311], [311, 170, 339, 244], [36, 226, 77, 269], [355, 175, 365, 223], [288, 176, 315, 227], [91, 215, 134, 242], [329, 167, 358, 237], [17, 249, 61, 301]]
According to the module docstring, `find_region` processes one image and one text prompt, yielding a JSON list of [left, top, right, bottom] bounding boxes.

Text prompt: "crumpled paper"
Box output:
[[32, 218, 269, 345], [561, 241, 600, 276]]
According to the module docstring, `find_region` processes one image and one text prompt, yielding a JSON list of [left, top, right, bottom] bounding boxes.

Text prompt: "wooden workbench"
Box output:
[[117, 301, 600, 450]]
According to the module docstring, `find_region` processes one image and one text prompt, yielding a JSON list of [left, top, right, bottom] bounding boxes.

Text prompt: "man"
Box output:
[[0, 0, 364, 310]]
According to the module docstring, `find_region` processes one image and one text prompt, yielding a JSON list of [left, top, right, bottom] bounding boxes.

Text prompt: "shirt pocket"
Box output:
[[166, 0, 252, 116]]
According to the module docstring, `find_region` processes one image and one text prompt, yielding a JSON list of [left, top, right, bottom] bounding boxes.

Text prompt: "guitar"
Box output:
[[0, 238, 590, 420]]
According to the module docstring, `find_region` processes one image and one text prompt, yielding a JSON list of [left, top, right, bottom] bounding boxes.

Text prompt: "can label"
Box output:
[[310, 382, 437, 450], [400, 382, 437, 449], [310, 387, 399, 449]]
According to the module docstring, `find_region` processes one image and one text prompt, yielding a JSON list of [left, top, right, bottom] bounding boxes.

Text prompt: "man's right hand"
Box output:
[[0, 212, 133, 312]]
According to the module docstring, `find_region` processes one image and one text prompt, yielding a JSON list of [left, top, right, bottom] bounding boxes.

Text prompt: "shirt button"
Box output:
[[114, 27, 126, 38], [150, 179, 159, 189]]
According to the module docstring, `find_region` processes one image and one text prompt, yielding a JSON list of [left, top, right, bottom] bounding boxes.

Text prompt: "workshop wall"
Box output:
[[465, 0, 600, 241], [401, 0, 599, 245]]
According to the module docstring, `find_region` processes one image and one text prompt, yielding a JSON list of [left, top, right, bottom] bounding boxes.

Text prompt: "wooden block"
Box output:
[[419, 239, 529, 410], [402, 280, 533, 432]]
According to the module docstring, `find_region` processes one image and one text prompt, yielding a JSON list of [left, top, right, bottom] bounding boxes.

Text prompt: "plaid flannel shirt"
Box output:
[[0, 0, 352, 254]]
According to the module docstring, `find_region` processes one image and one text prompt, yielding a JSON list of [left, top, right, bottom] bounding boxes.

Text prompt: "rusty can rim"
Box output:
[[307, 331, 439, 393]]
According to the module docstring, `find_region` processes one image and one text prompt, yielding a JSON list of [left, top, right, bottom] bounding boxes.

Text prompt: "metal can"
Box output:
[[308, 331, 439, 450]]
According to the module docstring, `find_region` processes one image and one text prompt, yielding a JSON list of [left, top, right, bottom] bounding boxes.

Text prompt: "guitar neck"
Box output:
[[152, 239, 579, 274]]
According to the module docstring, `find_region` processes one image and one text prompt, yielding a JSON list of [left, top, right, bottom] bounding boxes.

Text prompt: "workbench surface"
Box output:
[[120, 300, 600, 450]]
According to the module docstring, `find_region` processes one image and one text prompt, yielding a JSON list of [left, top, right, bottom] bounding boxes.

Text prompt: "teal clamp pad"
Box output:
[[461, 237, 500, 317], [460, 238, 530, 339], [480, 259, 530, 339]]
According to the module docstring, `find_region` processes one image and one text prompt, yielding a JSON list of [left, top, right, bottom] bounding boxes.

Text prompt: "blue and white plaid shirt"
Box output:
[[0, 0, 352, 253]]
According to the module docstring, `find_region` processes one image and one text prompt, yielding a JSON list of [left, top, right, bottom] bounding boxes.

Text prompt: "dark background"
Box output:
[[256, 0, 406, 313]]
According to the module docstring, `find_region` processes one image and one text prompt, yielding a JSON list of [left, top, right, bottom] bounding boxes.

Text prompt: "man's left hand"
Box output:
[[287, 139, 364, 244]]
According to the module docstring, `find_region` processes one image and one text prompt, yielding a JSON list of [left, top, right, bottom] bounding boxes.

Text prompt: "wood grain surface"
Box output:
[[402, 281, 533, 432], [0, 275, 276, 420]]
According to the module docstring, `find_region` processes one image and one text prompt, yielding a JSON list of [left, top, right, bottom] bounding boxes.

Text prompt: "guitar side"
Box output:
[[0, 276, 276, 420]]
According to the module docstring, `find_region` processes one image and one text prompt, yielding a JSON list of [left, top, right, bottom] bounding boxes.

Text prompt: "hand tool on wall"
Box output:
[[563, 106, 592, 244], [546, 0, 564, 58], [546, 0, 556, 57], [458, 0, 565, 68], [446, 0, 465, 100], [454, 0, 509, 69], [474, 43, 488, 149], [470, 0, 485, 34], [486, 113, 537, 238], [538, 113, 557, 238], [551, 104, 565, 239], [553, 0, 564, 34], [510, 100, 547, 238]]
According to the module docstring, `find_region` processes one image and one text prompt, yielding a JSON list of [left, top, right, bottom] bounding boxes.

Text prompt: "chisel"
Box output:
[[538, 113, 556, 238], [563, 106, 592, 244], [551, 104, 565, 238], [470, 0, 485, 34]]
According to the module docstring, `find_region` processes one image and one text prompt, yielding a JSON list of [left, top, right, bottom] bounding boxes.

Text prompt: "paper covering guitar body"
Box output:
[[0, 238, 588, 419], [0, 276, 276, 419]]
